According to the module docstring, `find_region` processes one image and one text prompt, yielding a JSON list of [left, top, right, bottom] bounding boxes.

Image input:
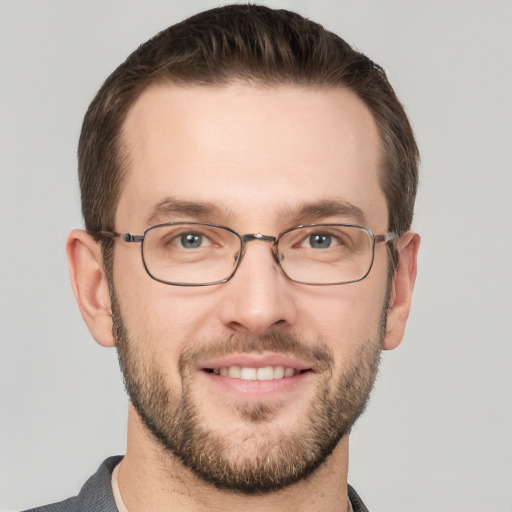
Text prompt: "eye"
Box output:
[[302, 232, 342, 249], [307, 233, 332, 249], [176, 232, 209, 249], [151, 224, 231, 253]]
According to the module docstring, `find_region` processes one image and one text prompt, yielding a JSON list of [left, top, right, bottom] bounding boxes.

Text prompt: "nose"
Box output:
[[218, 240, 297, 336]]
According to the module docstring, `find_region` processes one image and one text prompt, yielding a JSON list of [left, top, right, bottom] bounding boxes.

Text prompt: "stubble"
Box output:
[[111, 288, 384, 494]]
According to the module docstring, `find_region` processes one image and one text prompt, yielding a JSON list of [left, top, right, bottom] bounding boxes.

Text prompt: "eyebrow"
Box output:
[[144, 197, 367, 228], [144, 197, 227, 226], [283, 199, 368, 226]]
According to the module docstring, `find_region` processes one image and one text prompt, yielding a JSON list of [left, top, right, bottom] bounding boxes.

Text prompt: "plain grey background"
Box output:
[[1, 1, 511, 510]]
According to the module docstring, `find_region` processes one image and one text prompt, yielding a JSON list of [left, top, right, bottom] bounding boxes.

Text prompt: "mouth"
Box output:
[[203, 365, 311, 381], [196, 353, 316, 398]]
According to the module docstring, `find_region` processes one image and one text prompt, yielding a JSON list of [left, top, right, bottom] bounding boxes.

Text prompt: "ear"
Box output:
[[66, 229, 115, 348], [382, 232, 420, 351]]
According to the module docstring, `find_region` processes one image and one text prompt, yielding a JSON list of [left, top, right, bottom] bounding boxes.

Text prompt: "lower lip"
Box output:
[[199, 370, 313, 398]]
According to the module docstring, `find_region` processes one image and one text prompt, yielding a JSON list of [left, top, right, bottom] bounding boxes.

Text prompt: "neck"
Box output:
[[118, 406, 351, 512]]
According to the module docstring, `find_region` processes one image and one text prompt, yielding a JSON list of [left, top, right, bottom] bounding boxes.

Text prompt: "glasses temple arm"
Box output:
[[94, 231, 144, 243], [374, 232, 399, 244]]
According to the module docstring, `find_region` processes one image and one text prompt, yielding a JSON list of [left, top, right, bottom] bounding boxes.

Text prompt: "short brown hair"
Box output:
[[78, 4, 419, 271]]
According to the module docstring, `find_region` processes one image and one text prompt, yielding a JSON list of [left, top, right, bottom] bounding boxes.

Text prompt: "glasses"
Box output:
[[98, 222, 398, 286]]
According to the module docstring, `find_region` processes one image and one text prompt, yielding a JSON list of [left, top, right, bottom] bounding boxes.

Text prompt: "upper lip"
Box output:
[[198, 353, 314, 372]]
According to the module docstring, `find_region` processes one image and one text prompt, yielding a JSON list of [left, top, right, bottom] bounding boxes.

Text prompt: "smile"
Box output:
[[205, 365, 309, 380]]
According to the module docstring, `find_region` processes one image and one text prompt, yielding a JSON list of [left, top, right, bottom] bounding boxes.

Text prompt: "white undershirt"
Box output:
[[111, 462, 130, 512], [111, 461, 354, 512]]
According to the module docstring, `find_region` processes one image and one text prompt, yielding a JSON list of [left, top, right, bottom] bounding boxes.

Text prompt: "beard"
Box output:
[[111, 289, 386, 494]]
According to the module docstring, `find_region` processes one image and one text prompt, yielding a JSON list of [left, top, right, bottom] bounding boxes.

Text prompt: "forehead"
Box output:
[[117, 83, 386, 230]]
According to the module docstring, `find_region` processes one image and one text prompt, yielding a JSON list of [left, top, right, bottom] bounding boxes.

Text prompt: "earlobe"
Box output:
[[382, 231, 420, 351], [66, 229, 115, 348]]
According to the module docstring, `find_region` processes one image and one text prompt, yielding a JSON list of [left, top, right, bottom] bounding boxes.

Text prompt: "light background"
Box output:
[[1, 1, 511, 510]]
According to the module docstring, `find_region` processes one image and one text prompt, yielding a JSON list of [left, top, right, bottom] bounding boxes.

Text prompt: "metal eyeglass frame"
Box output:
[[96, 222, 398, 286]]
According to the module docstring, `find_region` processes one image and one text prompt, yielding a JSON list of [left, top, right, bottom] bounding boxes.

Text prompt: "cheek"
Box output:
[[298, 274, 388, 357], [114, 254, 222, 359]]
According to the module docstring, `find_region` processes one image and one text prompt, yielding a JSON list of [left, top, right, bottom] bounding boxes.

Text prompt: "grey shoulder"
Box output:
[[348, 484, 370, 512], [19, 456, 123, 512], [21, 496, 79, 512]]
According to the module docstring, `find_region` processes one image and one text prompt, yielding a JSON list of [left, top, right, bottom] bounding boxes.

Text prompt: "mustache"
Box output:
[[178, 331, 335, 373]]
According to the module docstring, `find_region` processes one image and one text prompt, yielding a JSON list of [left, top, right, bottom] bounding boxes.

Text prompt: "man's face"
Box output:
[[111, 83, 391, 492]]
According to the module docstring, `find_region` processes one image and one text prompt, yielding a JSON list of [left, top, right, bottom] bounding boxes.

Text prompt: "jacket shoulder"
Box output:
[[348, 484, 370, 512], [21, 496, 78, 512], [21, 456, 122, 512]]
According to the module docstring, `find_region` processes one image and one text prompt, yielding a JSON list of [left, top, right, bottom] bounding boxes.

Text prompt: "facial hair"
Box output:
[[111, 290, 386, 494]]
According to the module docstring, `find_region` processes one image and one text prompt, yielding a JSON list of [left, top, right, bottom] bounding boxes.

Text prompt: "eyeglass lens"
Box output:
[[141, 223, 375, 286]]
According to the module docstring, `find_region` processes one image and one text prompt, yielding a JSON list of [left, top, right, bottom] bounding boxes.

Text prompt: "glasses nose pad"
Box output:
[[271, 243, 283, 266], [233, 247, 243, 266], [233, 238, 247, 269]]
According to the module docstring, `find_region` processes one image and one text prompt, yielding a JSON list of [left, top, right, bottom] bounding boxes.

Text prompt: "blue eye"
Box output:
[[179, 233, 204, 248], [309, 234, 331, 248]]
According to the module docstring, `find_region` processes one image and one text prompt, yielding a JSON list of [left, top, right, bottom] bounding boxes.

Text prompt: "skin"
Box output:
[[67, 83, 419, 511]]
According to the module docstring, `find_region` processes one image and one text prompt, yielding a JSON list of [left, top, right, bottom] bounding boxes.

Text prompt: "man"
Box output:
[[28, 4, 419, 511]]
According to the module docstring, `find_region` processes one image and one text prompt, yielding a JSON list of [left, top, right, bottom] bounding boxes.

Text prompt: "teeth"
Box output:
[[228, 366, 241, 378], [240, 367, 257, 380], [256, 366, 274, 381], [273, 365, 284, 379], [284, 367, 295, 378], [211, 365, 300, 380]]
